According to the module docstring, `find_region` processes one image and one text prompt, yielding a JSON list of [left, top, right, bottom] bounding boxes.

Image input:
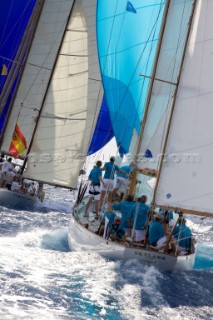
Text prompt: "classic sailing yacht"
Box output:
[[0, 0, 111, 208], [68, 0, 213, 271], [0, 0, 45, 208]]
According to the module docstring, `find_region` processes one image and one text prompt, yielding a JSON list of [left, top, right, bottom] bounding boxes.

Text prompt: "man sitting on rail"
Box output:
[[148, 212, 180, 254]]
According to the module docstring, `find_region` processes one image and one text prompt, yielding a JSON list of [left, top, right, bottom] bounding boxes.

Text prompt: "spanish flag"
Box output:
[[9, 123, 27, 158]]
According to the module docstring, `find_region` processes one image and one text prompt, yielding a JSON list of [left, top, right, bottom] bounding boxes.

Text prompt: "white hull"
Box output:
[[0, 189, 38, 210], [68, 213, 195, 272]]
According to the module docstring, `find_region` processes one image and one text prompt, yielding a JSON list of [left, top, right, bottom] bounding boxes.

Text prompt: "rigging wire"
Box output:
[[140, 0, 192, 166], [0, 0, 35, 51], [60, 0, 167, 179]]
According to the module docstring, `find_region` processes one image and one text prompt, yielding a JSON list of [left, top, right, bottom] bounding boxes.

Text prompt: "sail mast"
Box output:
[[152, 0, 197, 207], [20, 0, 76, 174], [0, 0, 45, 147], [129, 0, 171, 195]]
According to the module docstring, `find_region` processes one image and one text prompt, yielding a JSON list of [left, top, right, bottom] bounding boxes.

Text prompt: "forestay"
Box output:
[[138, 0, 194, 171], [155, 0, 213, 214], [24, 0, 102, 188]]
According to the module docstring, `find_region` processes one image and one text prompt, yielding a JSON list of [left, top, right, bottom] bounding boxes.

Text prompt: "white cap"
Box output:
[[154, 212, 164, 220]]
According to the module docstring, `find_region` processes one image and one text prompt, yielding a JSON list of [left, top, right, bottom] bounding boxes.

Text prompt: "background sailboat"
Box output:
[[0, 0, 114, 209]]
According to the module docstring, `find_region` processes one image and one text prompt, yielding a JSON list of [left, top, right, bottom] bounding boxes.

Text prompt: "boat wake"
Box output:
[[41, 227, 69, 252], [194, 243, 213, 270], [0, 217, 213, 320], [0, 190, 212, 320]]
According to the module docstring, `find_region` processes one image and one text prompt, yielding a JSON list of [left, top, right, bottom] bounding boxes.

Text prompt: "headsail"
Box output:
[[97, 0, 166, 155], [155, 0, 213, 215], [1, 0, 70, 154], [23, 0, 103, 188]]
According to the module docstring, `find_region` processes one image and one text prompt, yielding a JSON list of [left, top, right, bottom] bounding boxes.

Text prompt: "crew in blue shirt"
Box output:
[[113, 195, 136, 236], [100, 156, 120, 208], [89, 166, 102, 185], [173, 217, 192, 251], [84, 160, 105, 219], [134, 195, 149, 230], [103, 209, 116, 227], [148, 213, 165, 245], [103, 161, 120, 180], [108, 216, 126, 240], [97, 206, 116, 237], [149, 212, 181, 253], [130, 195, 149, 242]]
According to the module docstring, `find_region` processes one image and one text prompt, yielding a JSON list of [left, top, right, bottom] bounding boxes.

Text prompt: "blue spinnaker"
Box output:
[[0, 0, 36, 133], [97, 0, 166, 154], [88, 95, 114, 155]]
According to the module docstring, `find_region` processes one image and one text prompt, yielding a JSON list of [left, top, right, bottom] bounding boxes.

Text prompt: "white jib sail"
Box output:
[[138, 0, 194, 171], [155, 0, 213, 213], [24, 0, 102, 188], [1, 0, 75, 153]]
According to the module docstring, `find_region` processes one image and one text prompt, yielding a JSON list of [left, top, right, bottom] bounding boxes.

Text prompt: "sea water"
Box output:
[[0, 186, 212, 320]]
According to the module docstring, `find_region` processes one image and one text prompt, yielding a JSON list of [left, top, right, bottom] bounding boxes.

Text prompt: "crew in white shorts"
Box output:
[[99, 156, 120, 209], [84, 160, 106, 220], [113, 164, 132, 201]]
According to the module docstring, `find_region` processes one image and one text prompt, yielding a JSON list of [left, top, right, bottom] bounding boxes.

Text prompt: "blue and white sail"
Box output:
[[88, 94, 114, 155], [97, 0, 166, 155]]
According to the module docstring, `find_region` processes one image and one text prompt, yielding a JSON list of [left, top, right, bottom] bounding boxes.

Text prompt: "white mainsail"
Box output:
[[23, 0, 102, 188], [1, 0, 75, 152], [138, 0, 194, 172], [155, 0, 213, 214]]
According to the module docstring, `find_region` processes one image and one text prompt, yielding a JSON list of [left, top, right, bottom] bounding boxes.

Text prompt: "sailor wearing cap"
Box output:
[[149, 211, 181, 254]]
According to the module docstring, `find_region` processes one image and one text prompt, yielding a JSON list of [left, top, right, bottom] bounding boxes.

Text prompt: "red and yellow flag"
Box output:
[[9, 123, 27, 158]]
